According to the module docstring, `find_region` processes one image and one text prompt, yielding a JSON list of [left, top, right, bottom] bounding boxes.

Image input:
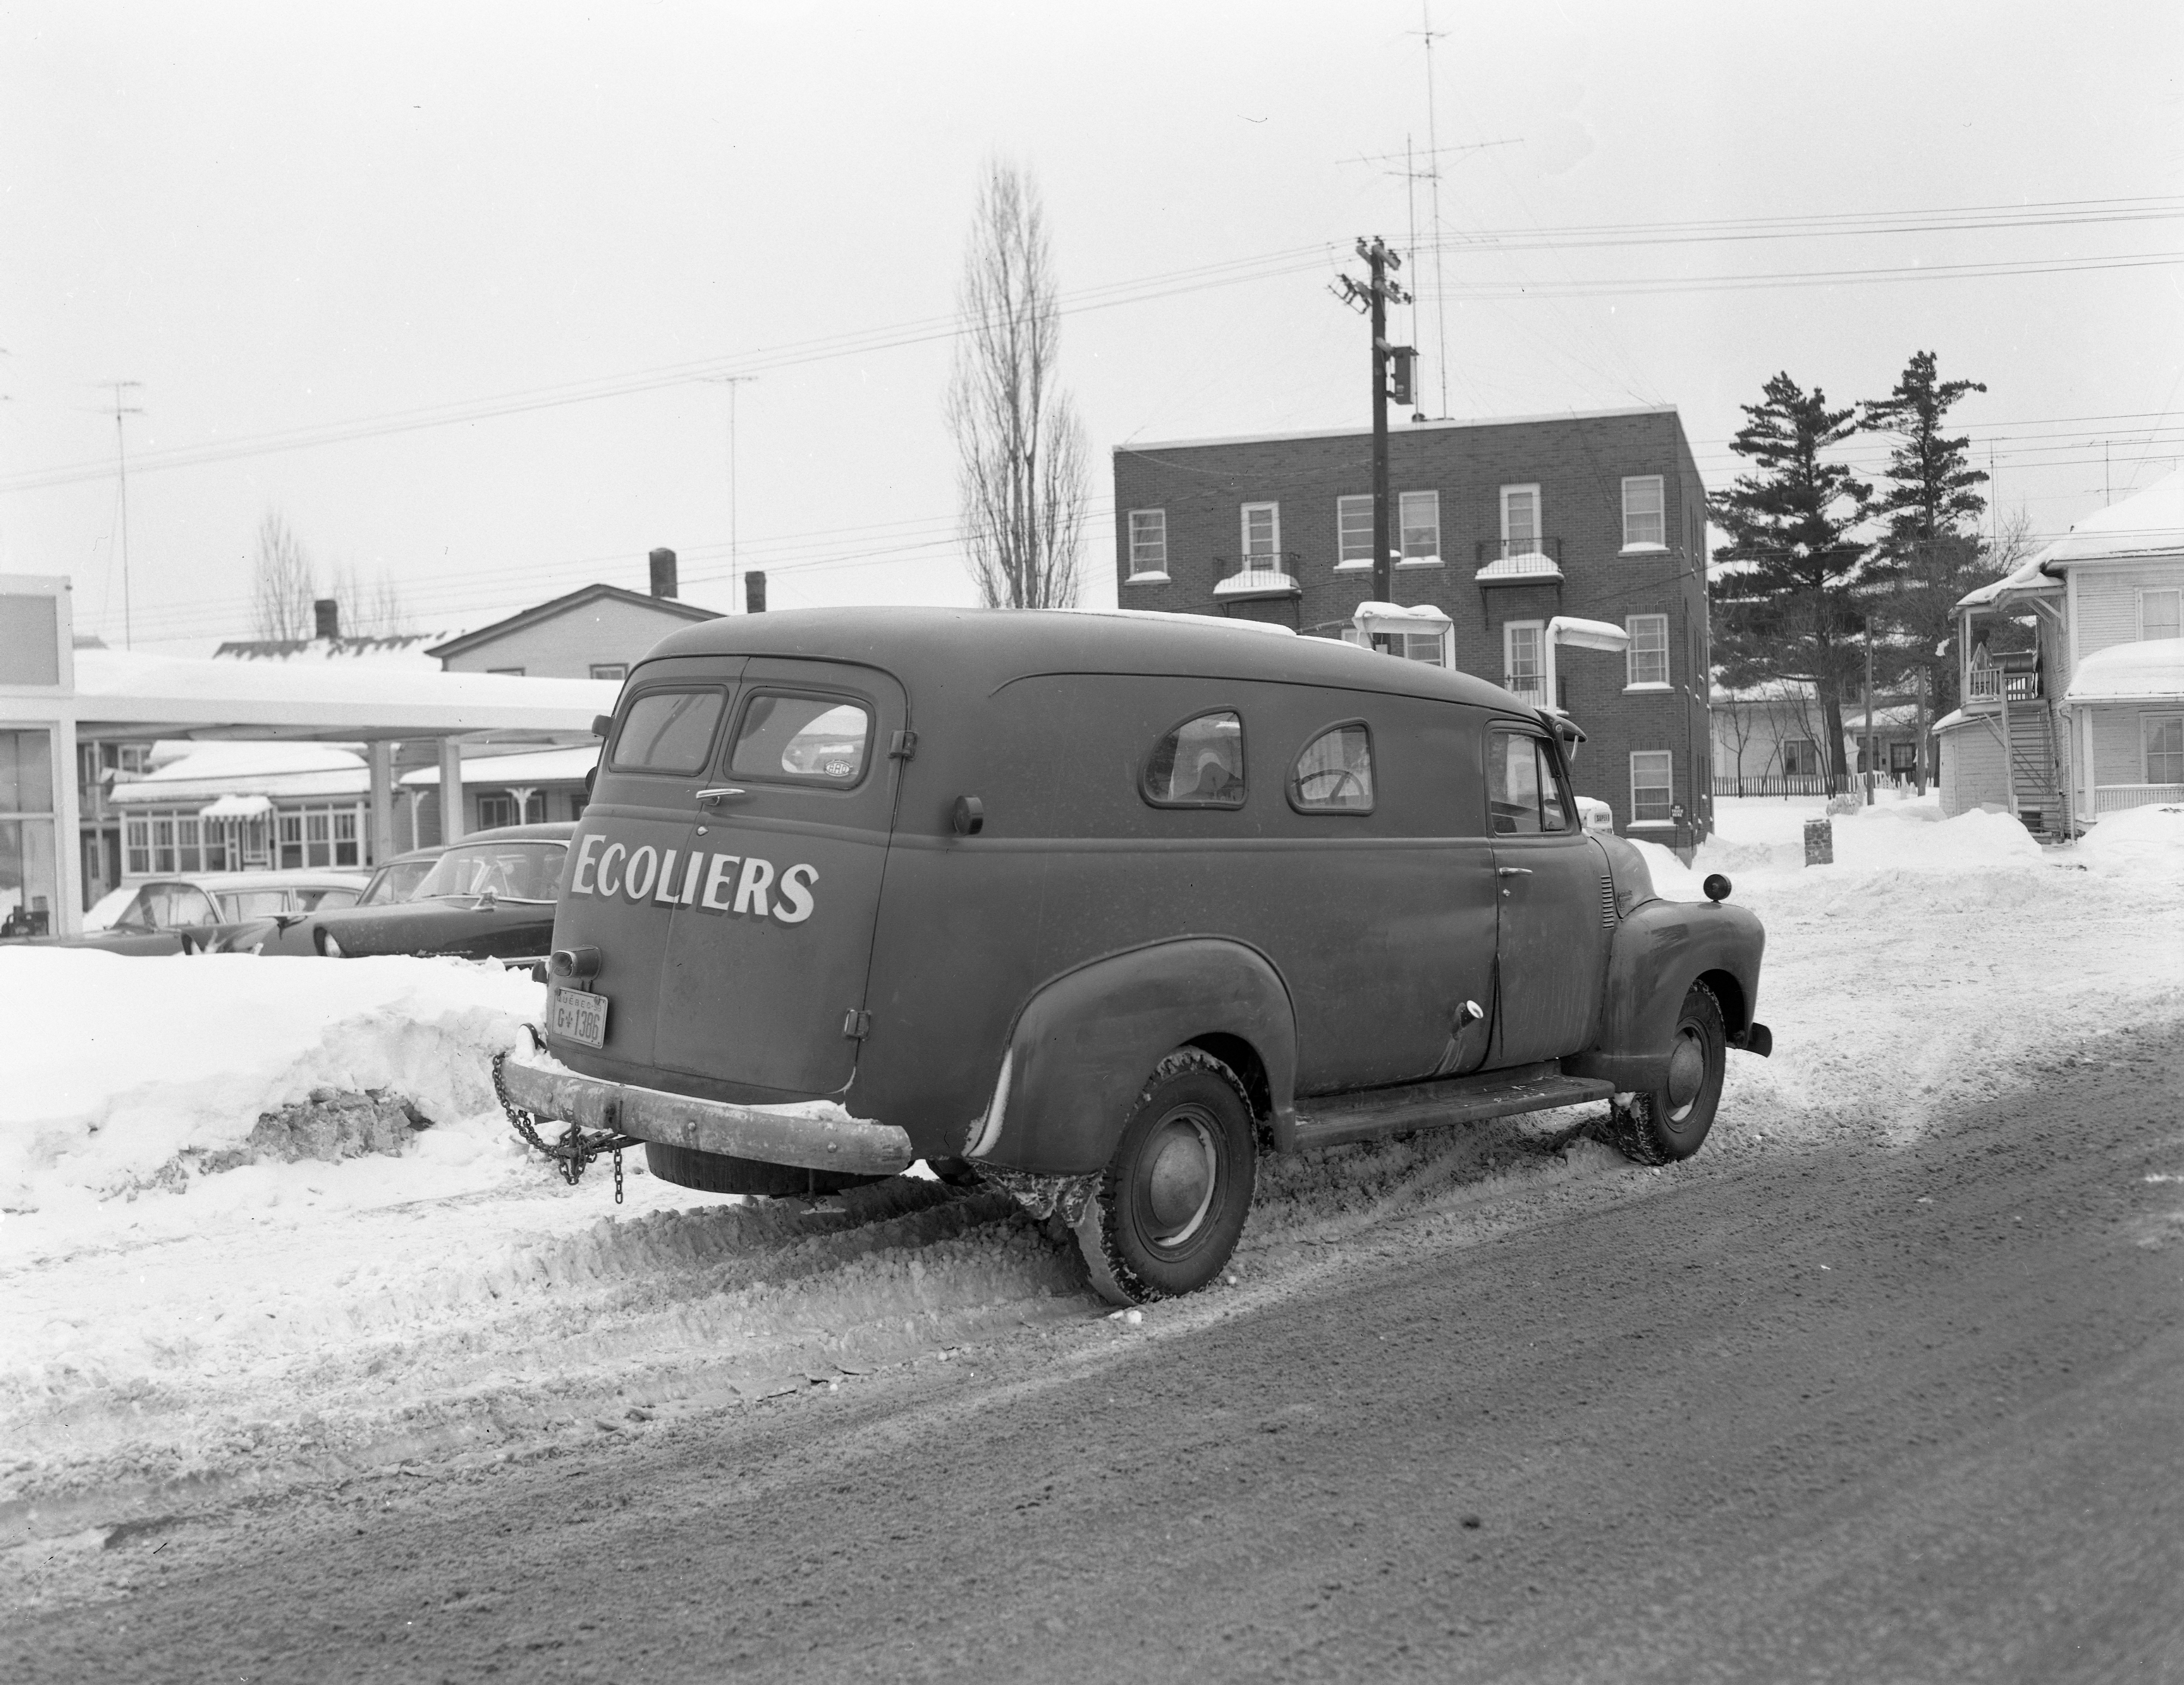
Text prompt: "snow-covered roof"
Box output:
[[1929, 708, 1970, 735], [2059, 637, 2184, 708], [399, 746, 599, 788], [110, 765, 370, 806], [1211, 569, 1301, 600], [212, 633, 459, 668], [142, 741, 365, 778], [1959, 471, 2183, 611], [74, 648, 619, 741]]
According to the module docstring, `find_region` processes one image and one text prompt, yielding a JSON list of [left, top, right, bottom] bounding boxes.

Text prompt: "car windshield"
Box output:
[[218, 889, 291, 921], [413, 841, 566, 903], [97, 882, 221, 930], [81, 886, 138, 932], [359, 859, 439, 905]]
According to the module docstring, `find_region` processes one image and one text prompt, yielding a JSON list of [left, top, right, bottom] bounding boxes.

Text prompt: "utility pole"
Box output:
[[104, 380, 144, 649], [1864, 611, 1877, 807], [1331, 239, 1413, 604]]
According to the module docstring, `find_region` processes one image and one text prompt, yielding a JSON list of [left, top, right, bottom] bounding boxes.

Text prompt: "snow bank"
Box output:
[[0, 950, 541, 1212], [2076, 802, 2184, 877]]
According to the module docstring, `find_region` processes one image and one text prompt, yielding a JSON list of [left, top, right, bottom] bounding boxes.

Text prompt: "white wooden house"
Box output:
[[1935, 472, 2183, 832]]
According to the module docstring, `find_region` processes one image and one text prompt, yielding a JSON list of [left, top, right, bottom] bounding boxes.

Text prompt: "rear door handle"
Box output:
[[695, 787, 748, 809], [1496, 866, 1533, 877]]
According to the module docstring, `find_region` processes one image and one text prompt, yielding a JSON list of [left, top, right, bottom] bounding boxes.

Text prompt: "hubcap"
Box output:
[[1143, 1109, 1218, 1247], [1664, 1025, 1708, 1123]]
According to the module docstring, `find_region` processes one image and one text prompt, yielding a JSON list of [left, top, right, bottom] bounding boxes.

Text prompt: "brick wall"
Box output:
[[1113, 407, 1713, 845]]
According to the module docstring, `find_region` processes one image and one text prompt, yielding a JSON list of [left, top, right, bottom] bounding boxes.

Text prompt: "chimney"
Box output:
[[745, 570, 767, 614], [313, 597, 340, 641], [648, 547, 679, 599]]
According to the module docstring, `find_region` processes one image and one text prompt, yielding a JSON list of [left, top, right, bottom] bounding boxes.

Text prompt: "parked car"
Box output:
[[301, 825, 573, 965], [19, 869, 372, 956], [499, 609, 1771, 1305], [224, 844, 449, 955]]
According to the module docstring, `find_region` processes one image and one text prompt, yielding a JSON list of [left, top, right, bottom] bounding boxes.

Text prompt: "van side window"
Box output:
[[1489, 729, 1573, 835], [1290, 724, 1374, 813], [729, 694, 872, 785], [1144, 710, 1246, 808], [610, 689, 728, 774]]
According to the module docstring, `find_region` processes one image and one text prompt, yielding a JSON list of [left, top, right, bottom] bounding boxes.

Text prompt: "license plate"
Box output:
[[551, 987, 609, 1049]]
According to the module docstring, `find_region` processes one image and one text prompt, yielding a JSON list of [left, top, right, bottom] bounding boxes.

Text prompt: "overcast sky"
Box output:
[[3, 0, 2180, 651]]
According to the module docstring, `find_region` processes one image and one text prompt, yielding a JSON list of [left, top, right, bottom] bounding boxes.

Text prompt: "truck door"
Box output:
[[1486, 724, 1608, 1066], [651, 657, 908, 1099]]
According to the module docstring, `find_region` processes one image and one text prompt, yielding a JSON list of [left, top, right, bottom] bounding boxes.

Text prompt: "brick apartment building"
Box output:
[[1111, 404, 1713, 848]]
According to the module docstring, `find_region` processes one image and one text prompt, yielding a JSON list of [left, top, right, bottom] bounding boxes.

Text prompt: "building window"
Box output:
[[1128, 509, 1169, 578], [1781, 739, 1820, 778], [489, 666, 526, 676], [1623, 477, 1666, 549], [1240, 502, 1281, 559], [334, 810, 360, 866], [0, 728, 59, 940], [1504, 621, 1544, 703], [1630, 750, 1674, 824], [478, 792, 517, 831], [589, 663, 628, 682], [124, 816, 150, 876], [1500, 484, 1541, 550], [2146, 715, 2184, 785], [1397, 491, 1440, 564], [1336, 495, 1374, 568], [2143, 589, 2182, 642], [1626, 614, 1669, 687]]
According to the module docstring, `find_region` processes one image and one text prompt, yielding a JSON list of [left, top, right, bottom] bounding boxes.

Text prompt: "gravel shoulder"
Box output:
[[8, 1025, 2182, 1683]]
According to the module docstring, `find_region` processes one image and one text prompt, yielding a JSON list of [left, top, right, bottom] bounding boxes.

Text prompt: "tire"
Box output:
[[1074, 1048, 1257, 1306], [1604, 981, 1726, 1166], [643, 1141, 887, 1198]]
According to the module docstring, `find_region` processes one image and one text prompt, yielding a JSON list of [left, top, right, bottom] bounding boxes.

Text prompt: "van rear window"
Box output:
[[1144, 710, 1246, 807], [1290, 724, 1374, 812], [610, 689, 728, 774], [729, 694, 872, 784]]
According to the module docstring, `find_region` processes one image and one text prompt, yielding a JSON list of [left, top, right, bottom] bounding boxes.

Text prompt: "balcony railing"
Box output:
[[1502, 671, 1547, 703], [1475, 536, 1565, 564], [1966, 666, 2041, 703], [1211, 552, 1303, 598]]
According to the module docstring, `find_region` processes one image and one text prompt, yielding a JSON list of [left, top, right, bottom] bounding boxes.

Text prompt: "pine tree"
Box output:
[[1860, 351, 1990, 759], [1709, 373, 1873, 787]]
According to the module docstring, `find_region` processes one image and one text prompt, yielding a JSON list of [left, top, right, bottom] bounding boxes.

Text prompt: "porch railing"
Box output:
[[1210, 552, 1303, 596], [1710, 771, 1906, 798], [1966, 666, 2041, 703], [1474, 536, 1565, 564], [2093, 783, 2184, 813]]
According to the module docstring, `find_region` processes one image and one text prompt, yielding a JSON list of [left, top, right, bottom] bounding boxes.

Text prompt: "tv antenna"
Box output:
[[701, 376, 757, 610], [102, 380, 145, 648]]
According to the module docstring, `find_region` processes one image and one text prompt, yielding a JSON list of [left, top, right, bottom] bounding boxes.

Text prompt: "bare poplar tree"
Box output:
[[945, 161, 1088, 609], [251, 509, 316, 640], [334, 564, 411, 637]]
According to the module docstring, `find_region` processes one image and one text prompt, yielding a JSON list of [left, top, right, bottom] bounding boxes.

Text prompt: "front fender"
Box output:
[[965, 937, 1298, 1177], [1564, 898, 1766, 1091]]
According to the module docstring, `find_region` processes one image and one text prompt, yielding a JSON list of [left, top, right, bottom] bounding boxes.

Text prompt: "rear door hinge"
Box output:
[[888, 729, 918, 761], [842, 1009, 872, 1040]]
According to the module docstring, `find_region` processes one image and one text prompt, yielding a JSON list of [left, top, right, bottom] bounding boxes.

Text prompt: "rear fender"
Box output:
[[1564, 899, 1765, 1091], [965, 938, 1297, 1177]]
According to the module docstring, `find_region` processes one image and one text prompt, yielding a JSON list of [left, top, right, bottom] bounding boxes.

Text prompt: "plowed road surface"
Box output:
[[9, 1036, 2183, 1683]]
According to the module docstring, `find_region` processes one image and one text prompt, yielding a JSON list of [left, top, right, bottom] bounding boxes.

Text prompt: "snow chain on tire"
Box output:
[[1602, 980, 1720, 1168], [1075, 1048, 1256, 1306], [493, 1027, 640, 1202]]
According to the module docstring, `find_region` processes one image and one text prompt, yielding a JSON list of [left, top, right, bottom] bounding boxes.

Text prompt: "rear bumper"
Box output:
[[500, 1050, 915, 1176]]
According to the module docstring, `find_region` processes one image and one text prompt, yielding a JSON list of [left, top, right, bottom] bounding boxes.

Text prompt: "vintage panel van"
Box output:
[[499, 608, 1770, 1304]]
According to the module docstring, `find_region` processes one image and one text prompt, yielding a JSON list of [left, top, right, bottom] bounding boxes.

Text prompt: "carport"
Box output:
[[5, 578, 618, 936]]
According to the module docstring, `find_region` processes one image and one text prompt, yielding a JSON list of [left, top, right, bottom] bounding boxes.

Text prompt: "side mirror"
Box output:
[[591, 714, 613, 738]]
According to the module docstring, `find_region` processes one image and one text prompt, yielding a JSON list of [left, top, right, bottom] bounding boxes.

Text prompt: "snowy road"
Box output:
[[3, 797, 2182, 1677], [8, 1019, 2182, 1682]]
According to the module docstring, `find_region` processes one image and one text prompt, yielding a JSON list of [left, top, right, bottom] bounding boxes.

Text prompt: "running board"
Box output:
[[1286, 1061, 1615, 1152]]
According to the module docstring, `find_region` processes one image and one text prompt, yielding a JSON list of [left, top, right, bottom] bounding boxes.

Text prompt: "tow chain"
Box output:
[[493, 1028, 640, 1203]]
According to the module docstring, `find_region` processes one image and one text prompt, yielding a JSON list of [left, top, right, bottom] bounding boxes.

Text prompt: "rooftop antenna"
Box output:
[[701, 375, 757, 609], [1418, 1, 1450, 417], [102, 380, 144, 648]]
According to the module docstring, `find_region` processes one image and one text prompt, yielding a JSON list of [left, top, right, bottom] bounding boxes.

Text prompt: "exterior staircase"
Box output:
[[2000, 696, 2063, 835]]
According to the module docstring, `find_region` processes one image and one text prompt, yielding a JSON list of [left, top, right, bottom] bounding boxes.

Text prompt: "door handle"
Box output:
[[695, 787, 748, 809], [1496, 866, 1533, 877]]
